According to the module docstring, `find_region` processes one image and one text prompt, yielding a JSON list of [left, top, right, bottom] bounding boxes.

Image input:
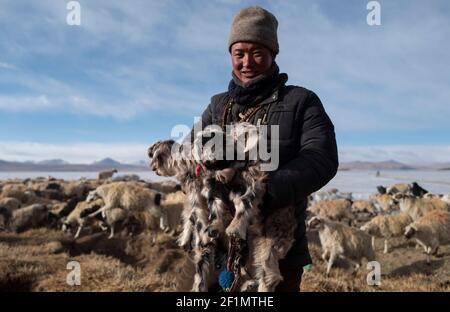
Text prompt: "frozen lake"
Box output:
[[1, 170, 449, 199]]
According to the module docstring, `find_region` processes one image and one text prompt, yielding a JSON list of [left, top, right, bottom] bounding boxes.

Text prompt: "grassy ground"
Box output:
[[0, 227, 449, 292]]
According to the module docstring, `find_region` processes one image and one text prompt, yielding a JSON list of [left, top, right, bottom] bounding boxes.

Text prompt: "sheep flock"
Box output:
[[1, 175, 450, 291]]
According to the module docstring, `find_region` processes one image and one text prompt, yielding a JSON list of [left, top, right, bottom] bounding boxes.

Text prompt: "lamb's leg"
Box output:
[[226, 192, 253, 239], [326, 253, 337, 277], [322, 250, 330, 261], [74, 222, 83, 239], [108, 224, 115, 239], [383, 239, 389, 254], [426, 247, 432, 265], [371, 236, 376, 250], [191, 243, 214, 292]]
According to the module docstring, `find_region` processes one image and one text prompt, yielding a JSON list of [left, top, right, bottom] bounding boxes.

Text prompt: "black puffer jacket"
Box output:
[[189, 75, 338, 266]]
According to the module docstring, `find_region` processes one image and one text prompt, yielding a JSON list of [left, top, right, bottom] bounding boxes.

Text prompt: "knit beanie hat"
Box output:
[[228, 6, 279, 55]]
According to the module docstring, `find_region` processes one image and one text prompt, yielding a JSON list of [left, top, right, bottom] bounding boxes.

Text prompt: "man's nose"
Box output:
[[243, 54, 255, 68]]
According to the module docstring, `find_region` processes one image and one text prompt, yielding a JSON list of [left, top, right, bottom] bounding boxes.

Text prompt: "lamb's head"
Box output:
[[193, 122, 260, 171], [86, 189, 100, 203], [148, 140, 177, 176], [307, 216, 324, 229], [404, 223, 418, 239]]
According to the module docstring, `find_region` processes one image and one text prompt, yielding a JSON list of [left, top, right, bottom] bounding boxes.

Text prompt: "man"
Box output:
[[188, 6, 338, 291]]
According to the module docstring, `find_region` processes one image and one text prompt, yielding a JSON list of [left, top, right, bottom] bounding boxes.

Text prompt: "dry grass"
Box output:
[[1, 226, 450, 292]]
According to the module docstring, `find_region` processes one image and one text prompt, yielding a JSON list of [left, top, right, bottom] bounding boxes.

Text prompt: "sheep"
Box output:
[[397, 194, 450, 221], [351, 200, 377, 221], [360, 212, 413, 253], [387, 182, 428, 197], [423, 193, 443, 199], [0, 183, 28, 203], [62, 199, 107, 238], [61, 181, 93, 200], [102, 207, 131, 239], [147, 180, 182, 194], [7, 204, 52, 233], [441, 194, 450, 205], [308, 199, 354, 224], [160, 190, 185, 234], [98, 169, 118, 180], [312, 188, 352, 203], [404, 210, 450, 264], [307, 216, 375, 276], [369, 194, 398, 213], [0, 197, 21, 212], [85, 182, 164, 231]]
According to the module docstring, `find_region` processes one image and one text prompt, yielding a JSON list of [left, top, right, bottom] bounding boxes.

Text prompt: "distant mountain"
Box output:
[[37, 159, 69, 165], [91, 158, 122, 166], [0, 158, 148, 172], [339, 160, 416, 171]]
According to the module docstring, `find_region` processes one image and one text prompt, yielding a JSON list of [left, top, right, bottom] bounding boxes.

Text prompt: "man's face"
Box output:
[[231, 42, 274, 83]]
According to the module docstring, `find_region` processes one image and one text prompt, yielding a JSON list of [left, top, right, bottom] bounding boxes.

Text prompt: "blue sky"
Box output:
[[0, 0, 449, 164]]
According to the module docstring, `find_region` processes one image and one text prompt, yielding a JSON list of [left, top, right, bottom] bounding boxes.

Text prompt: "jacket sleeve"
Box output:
[[265, 91, 339, 210]]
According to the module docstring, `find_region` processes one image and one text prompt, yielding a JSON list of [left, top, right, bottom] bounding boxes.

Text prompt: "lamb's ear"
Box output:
[[154, 193, 162, 206]]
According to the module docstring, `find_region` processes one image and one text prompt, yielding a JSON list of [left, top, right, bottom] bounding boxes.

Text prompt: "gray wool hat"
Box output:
[[228, 6, 279, 55]]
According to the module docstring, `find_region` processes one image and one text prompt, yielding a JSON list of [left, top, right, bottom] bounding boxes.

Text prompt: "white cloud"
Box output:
[[0, 95, 53, 111]]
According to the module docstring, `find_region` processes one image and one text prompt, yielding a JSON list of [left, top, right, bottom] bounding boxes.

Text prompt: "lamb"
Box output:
[[351, 200, 377, 221], [369, 194, 398, 213], [404, 210, 450, 264], [360, 212, 413, 253], [397, 194, 450, 221], [148, 180, 182, 194], [0, 183, 28, 203], [62, 199, 107, 238], [308, 199, 354, 224], [387, 182, 428, 197], [98, 169, 118, 180], [85, 182, 164, 231], [102, 207, 131, 239], [149, 122, 298, 292], [307, 216, 375, 276], [160, 190, 185, 234], [0, 197, 21, 212], [7, 204, 53, 233]]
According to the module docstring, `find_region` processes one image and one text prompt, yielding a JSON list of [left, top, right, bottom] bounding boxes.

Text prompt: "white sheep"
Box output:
[[85, 182, 164, 231], [360, 212, 413, 253], [369, 194, 398, 213], [404, 210, 450, 264], [308, 199, 353, 224], [62, 199, 107, 238], [397, 195, 450, 221], [307, 216, 375, 276], [98, 169, 118, 180]]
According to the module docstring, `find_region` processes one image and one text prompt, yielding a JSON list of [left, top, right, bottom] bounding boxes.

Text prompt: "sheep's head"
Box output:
[[61, 218, 72, 233], [360, 223, 375, 235], [404, 224, 417, 239], [148, 140, 176, 176], [86, 190, 100, 203], [307, 216, 323, 229]]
